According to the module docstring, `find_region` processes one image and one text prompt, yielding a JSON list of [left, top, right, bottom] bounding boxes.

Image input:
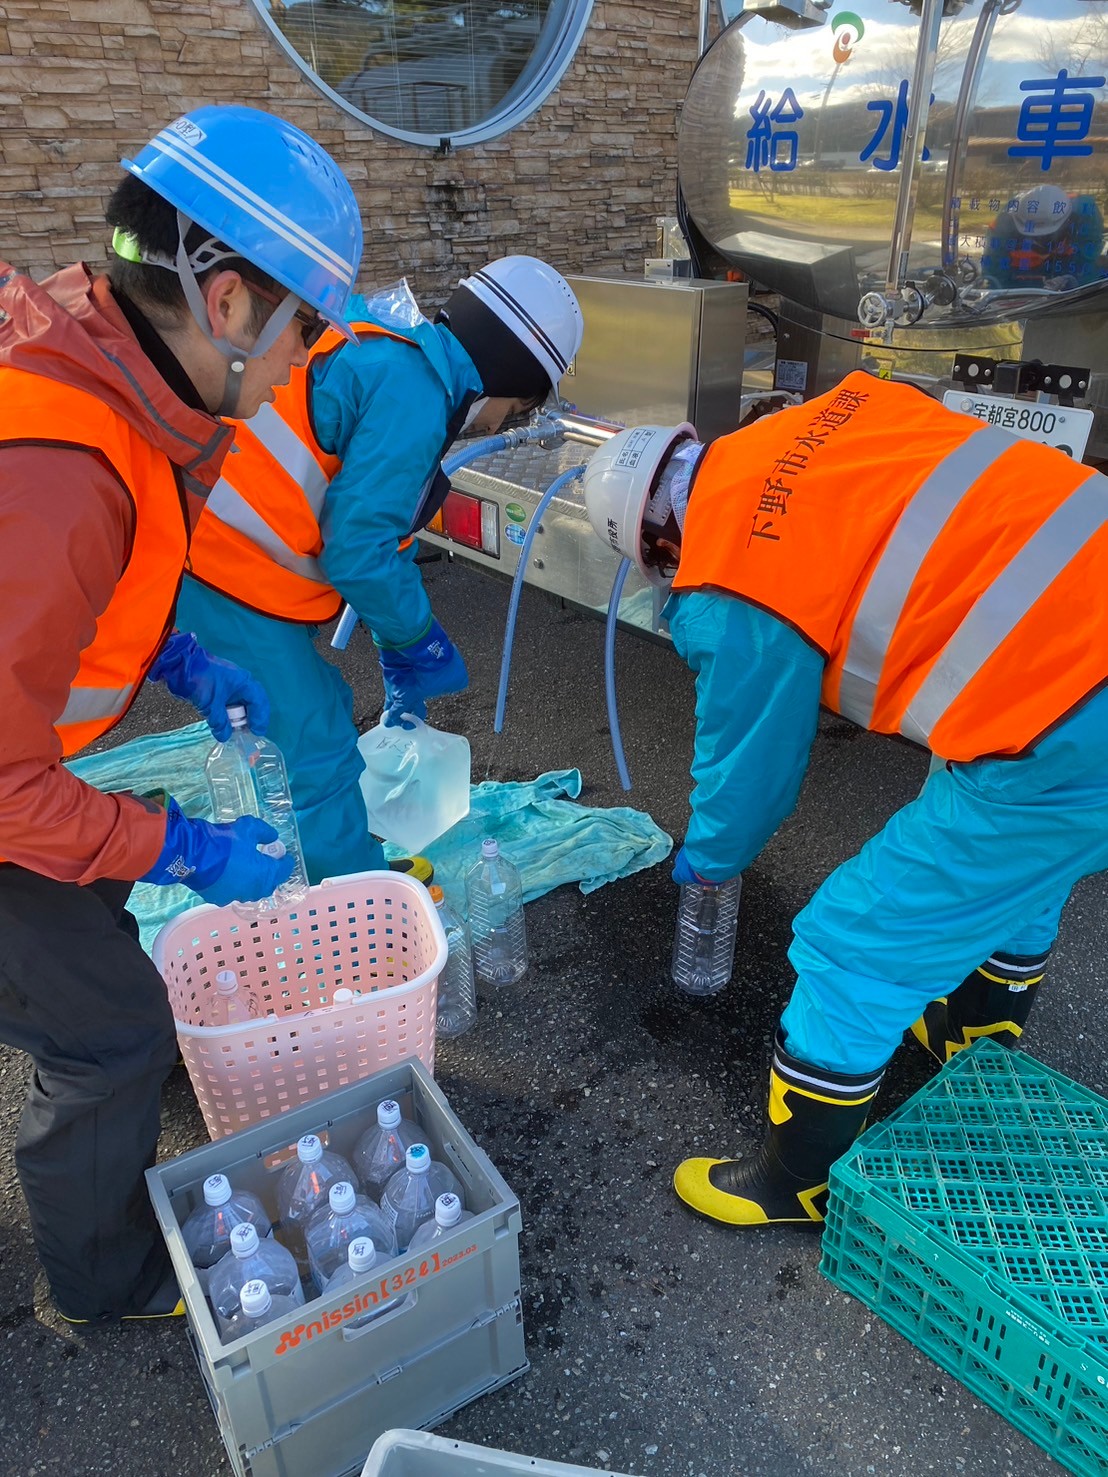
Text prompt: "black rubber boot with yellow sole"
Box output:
[[388, 856, 434, 885], [673, 1031, 885, 1227], [911, 948, 1048, 1064]]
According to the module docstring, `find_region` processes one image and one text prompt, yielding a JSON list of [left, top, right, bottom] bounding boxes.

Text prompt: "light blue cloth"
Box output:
[[175, 578, 384, 885], [67, 725, 672, 955], [384, 768, 673, 918], [663, 589, 824, 880]]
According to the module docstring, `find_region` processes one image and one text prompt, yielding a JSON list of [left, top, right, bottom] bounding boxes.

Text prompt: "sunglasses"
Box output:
[[243, 280, 328, 350]]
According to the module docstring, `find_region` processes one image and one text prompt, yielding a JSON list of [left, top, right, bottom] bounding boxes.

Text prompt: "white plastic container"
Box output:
[[357, 717, 471, 853]]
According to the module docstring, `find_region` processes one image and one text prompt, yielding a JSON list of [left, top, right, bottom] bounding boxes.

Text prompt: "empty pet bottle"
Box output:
[[220, 1277, 303, 1344], [208, 1222, 304, 1334], [353, 1099, 421, 1200], [321, 1238, 390, 1328], [181, 1173, 272, 1293], [205, 704, 309, 914], [305, 1181, 398, 1292], [671, 876, 741, 998], [207, 969, 257, 1026], [276, 1134, 357, 1277], [428, 886, 477, 1038], [381, 1144, 464, 1253], [406, 1192, 475, 1254], [465, 838, 527, 986]]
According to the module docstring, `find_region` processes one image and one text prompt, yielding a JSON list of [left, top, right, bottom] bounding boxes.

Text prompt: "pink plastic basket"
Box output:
[[152, 872, 446, 1139]]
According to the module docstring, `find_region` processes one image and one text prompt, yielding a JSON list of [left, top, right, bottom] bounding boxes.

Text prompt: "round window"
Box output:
[[251, 0, 593, 148]]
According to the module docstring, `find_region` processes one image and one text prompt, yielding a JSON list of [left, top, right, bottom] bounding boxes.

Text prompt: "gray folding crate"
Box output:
[[362, 1430, 642, 1476], [146, 1060, 527, 1477]]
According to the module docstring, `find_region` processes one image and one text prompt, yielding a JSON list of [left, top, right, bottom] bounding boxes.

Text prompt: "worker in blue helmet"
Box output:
[[174, 258, 584, 884], [0, 106, 362, 1325]]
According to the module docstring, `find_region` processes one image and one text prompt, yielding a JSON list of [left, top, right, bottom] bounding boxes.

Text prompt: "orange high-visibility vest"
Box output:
[[187, 321, 418, 624], [0, 366, 192, 756], [672, 372, 1108, 762]]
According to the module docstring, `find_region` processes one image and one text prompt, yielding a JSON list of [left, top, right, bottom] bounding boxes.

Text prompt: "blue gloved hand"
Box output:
[[377, 617, 468, 729], [147, 631, 271, 741], [141, 800, 294, 906], [672, 845, 736, 887]]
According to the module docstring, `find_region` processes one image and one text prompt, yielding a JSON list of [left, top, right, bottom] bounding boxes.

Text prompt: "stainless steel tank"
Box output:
[[677, 0, 1108, 455]]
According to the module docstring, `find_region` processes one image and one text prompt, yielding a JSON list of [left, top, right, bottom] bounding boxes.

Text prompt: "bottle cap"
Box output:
[[215, 970, 239, 995], [240, 1279, 272, 1318], [435, 1192, 462, 1227], [377, 1099, 402, 1130], [428, 885, 444, 906], [297, 1134, 322, 1164], [329, 1181, 356, 1215], [203, 1173, 233, 1207], [481, 838, 499, 858], [230, 1222, 260, 1258], [226, 703, 248, 728], [347, 1237, 377, 1272], [406, 1144, 430, 1174], [332, 988, 355, 1006]]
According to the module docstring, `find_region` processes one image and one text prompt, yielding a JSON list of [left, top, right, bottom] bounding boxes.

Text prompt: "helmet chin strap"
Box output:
[[171, 211, 299, 417]]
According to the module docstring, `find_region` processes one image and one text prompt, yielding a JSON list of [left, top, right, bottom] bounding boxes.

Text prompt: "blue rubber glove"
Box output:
[[147, 631, 271, 741], [377, 617, 469, 729], [672, 845, 736, 887], [141, 800, 294, 906]]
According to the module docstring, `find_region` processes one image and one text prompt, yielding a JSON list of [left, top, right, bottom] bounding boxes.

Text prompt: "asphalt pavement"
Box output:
[[2, 553, 1101, 1477]]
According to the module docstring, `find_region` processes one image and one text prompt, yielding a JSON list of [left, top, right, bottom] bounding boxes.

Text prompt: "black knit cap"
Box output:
[[437, 285, 551, 403]]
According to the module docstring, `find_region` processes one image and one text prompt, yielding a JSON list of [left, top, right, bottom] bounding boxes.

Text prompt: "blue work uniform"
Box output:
[[666, 588, 1108, 1076], [177, 296, 482, 882]]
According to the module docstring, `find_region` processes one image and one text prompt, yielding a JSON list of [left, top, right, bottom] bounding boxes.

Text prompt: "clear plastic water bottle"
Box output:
[[275, 1134, 357, 1276], [465, 837, 527, 986], [220, 1277, 303, 1344], [671, 876, 742, 997], [428, 886, 477, 1038], [207, 968, 258, 1026], [407, 1192, 475, 1254], [208, 1222, 304, 1334], [181, 1173, 272, 1293], [205, 704, 309, 915], [305, 1181, 398, 1292], [353, 1099, 421, 1200], [321, 1238, 390, 1328], [381, 1144, 464, 1252]]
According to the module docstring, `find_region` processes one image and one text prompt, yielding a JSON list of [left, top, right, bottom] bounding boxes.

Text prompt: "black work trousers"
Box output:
[[0, 865, 178, 1319]]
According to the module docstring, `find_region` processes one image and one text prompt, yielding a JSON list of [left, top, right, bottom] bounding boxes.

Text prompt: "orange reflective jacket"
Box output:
[[187, 321, 415, 624], [672, 372, 1108, 762], [2, 366, 191, 757]]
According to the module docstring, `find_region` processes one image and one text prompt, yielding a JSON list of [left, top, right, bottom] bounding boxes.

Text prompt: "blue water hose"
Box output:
[[605, 558, 633, 792], [494, 464, 586, 733], [331, 427, 555, 651]]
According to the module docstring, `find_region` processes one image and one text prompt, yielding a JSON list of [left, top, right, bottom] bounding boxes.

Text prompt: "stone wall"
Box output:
[[0, 0, 699, 303]]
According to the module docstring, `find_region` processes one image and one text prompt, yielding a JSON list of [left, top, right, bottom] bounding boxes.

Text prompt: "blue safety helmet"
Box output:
[[121, 106, 362, 330]]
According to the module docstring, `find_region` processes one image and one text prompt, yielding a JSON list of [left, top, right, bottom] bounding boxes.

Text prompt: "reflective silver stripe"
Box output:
[[902, 469, 1108, 747], [837, 426, 1018, 727], [246, 403, 331, 517], [57, 684, 133, 727], [206, 478, 328, 584]]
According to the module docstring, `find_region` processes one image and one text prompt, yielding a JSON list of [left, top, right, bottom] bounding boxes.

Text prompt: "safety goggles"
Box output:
[[244, 280, 328, 350]]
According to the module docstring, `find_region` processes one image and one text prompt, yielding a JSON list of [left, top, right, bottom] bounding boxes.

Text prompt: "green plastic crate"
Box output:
[[821, 1040, 1108, 1477]]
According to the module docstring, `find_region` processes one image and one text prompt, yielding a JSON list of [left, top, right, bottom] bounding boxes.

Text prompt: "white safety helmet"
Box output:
[[1011, 184, 1072, 237], [584, 423, 696, 587], [454, 256, 584, 393]]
